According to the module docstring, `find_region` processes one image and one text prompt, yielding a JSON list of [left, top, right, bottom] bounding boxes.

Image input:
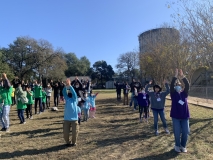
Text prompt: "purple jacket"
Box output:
[[170, 77, 190, 119], [137, 92, 150, 107]]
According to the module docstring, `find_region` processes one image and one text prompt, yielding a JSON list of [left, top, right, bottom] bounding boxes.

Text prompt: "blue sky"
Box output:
[[0, 0, 175, 71]]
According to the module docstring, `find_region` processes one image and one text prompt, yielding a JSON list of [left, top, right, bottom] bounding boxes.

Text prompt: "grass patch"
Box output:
[[0, 92, 213, 159]]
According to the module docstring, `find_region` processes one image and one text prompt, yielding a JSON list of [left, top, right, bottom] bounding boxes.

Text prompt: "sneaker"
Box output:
[[174, 146, 181, 153], [0, 127, 6, 131], [5, 128, 10, 132], [30, 116, 33, 119], [155, 130, 159, 136], [165, 128, 170, 134], [71, 143, 77, 147], [23, 122, 26, 124], [180, 146, 187, 153]]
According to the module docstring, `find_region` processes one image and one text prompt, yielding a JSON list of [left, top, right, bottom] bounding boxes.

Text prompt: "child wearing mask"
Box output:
[[170, 69, 190, 153], [89, 90, 98, 118], [136, 87, 150, 123], [145, 79, 170, 136], [83, 93, 91, 122]]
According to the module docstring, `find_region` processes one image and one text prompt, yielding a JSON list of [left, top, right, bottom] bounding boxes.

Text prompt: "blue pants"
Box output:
[[152, 109, 167, 131], [172, 118, 190, 148], [0, 105, 10, 128], [83, 109, 89, 121], [129, 93, 138, 109], [18, 109, 25, 123]]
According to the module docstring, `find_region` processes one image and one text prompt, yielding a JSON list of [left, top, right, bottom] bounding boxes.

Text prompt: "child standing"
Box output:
[[45, 83, 52, 109], [136, 87, 150, 123], [89, 90, 98, 118], [11, 85, 15, 106], [83, 93, 90, 122], [77, 105, 81, 125], [42, 88, 47, 111], [15, 84, 27, 124], [26, 86, 34, 119]]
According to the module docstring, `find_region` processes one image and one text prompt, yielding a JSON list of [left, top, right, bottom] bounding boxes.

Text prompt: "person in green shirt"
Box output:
[[34, 80, 43, 114], [42, 88, 47, 111], [0, 73, 13, 132], [15, 83, 27, 124], [26, 86, 34, 119]]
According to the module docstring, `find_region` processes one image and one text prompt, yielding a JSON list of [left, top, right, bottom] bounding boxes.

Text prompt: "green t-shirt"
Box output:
[[42, 91, 46, 103], [27, 91, 34, 104]]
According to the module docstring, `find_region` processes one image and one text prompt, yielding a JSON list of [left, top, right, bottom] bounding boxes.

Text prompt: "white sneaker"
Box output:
[[180, 146, 187, 153], [165, 128, 170, 134], [174, 146, 181, 153], [155, 130, 159, 136]]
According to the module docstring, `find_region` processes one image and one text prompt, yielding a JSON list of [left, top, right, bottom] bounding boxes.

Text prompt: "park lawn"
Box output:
[[0, 91, 213, 160]]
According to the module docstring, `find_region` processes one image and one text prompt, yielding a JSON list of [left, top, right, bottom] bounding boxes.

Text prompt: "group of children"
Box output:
[[77, 91, 98, 124]]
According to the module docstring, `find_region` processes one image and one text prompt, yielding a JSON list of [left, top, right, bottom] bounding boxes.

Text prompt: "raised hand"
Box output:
[[175, 68, 178, 78], [66, 78, 71, 86], [179, 69, 184, 79], [149, 80, 153, 85]]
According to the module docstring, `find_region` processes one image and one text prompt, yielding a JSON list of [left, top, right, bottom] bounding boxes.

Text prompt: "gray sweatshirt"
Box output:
[[145, 83, 170, 109], [45, 87, 52, 96]]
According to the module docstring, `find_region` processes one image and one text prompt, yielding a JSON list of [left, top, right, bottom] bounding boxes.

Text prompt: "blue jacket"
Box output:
[[62, 86, 78, 121], [83, 97, 91, 110]]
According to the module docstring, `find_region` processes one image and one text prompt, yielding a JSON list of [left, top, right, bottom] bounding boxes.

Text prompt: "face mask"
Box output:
[[76, 85, 79, 88], [85, 94, 88, 97], [142, 90, 145, 94], [175, 86, 182, 92]]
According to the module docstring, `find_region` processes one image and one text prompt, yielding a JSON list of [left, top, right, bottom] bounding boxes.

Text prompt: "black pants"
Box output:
[[139, 105, 148, 119], [12, 96, 16, 105], [26, 104, 32, 118], [35, 98, 42, 114], [78, 117, 81, 125], [116, 91, 121, 100], [46, 96, 51, 108], [54, 95, 59, 107], [42, 102, 46, 111]]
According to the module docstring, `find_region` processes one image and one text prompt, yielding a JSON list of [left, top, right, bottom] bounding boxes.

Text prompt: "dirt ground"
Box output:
[[0, 92, 213, 160]]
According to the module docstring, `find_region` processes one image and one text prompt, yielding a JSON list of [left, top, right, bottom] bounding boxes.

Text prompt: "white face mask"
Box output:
[[142, 90, 145, 93], [76, 85, 79, 88], [85, 94, 88, 97]]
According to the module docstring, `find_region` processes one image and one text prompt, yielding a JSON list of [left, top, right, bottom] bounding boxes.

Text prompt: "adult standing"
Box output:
[[123, 81, 130, 105], [145, 79, 170, 136], [71, 77, 84, 102], [114, 81, 122, 100], [170, 69, 190, 153], [51, 81, 60, 107], [0, 73, 12, 132], [62, 78, 80, 147]]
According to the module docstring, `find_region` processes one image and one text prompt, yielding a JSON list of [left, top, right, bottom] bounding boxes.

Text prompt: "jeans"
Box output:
[[129, 93, 138, 109], [83, 109, 89, 121], [0, 105, 10, 128], [18, 109, 25, 123], [152, 109, 167, 131], [46, 96, 51, 108], [172, 118, 190, 148]]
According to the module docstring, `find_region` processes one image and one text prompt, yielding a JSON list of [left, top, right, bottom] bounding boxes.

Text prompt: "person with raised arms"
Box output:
[[62, 78, 80, 147], [170, 69, 190, 153], [145, 79, 170, 136]]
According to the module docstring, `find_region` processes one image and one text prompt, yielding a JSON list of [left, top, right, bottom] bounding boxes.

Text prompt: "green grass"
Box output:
[[0, 92, 213, 160]]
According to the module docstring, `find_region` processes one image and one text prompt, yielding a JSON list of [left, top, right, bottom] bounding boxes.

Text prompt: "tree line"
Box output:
[[0, 36, 114, 86]]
